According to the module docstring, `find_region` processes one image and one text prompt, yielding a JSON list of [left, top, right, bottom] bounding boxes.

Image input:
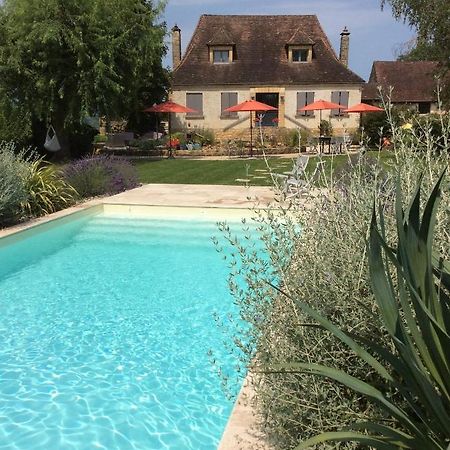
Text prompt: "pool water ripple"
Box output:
[[0, 212, 248, 449]]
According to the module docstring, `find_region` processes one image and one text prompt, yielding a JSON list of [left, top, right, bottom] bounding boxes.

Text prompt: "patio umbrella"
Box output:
[[144, 100, 196, 158], [225, 99, 277, 157], [343, 102, 383, 149], [343, 102, 383, 114], [298, 99, 346, 134]]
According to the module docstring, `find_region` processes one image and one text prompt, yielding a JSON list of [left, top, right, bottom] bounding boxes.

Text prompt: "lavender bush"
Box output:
[[63, 156, 139, 199]]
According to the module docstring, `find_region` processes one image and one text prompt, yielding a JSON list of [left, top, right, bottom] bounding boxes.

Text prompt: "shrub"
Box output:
[[215, 108, 449, 449], [62, 156, 139, 198], [0, 142, 29, 226], [23, 159, 78, 216], [129, 139, 162, 151], [93, 134, 108, 144], [319, 119, 333, 135], [0, 97, 32, 144], [279, 174, 450, 449], [191, 127, 215, 146]]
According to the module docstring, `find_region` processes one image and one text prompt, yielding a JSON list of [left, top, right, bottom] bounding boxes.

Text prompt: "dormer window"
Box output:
[[289, 46, 312, 63], [292, 48, 308, 62], [213, 49, 230, 63], [210, 46, 233, 64]]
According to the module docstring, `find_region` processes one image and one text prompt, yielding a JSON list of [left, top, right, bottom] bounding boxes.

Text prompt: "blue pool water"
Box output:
[[0, 210, 248, 449]]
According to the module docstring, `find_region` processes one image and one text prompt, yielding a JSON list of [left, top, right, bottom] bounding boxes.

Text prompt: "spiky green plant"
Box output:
[[22, 159, 78, 216], [266, 173, 450, 449]]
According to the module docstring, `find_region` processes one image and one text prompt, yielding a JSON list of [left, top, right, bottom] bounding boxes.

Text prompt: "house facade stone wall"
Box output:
[[171, 15, 366, 138], [172, 85, 362, 134]]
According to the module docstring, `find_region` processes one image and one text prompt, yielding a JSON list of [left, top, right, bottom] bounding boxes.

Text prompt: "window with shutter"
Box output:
[[221, 92, 238, 118], [186, 93, 203, 118], [297, 91, 315, 117], [331, 91, 349, 116]]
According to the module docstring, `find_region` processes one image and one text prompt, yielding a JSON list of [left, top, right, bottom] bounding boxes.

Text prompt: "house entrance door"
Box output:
[[255, 93, 279, 127]]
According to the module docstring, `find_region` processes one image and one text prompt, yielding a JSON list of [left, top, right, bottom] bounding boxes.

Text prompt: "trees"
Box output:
[[382, 0, 450, 65], [0, 0, 168, 157]]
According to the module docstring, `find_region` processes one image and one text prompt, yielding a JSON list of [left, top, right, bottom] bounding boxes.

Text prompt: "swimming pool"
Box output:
[[0, 206, 251, 449]]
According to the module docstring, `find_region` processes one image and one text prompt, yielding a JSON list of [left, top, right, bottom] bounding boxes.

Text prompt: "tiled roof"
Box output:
[[207, 28, 235, 46], [287, 28, 315, 45], [172, 15, 364, 87], [362, 61, 441, 102]]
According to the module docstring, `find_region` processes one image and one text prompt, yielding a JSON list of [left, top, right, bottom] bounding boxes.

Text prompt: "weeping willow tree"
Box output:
[[0, 0, 168, 157]]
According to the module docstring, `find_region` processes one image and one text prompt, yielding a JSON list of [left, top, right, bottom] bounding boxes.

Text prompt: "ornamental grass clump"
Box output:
[[216, 104, 449, 449], [62, 156, 139, 198], [0, 142, 78, 226], [22, 158, 77, 217]]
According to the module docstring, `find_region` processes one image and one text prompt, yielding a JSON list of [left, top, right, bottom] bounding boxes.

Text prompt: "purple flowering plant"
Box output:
[[62, 156, 139, 199]]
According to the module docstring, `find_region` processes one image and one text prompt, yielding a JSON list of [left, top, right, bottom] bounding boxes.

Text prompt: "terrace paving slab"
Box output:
[[107, 183, 276, 209]]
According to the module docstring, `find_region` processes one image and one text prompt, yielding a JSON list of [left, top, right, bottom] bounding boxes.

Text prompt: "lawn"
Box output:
[[133, 151, 394, 186]]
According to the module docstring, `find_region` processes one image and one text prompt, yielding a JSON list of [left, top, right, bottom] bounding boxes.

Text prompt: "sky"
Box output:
[[160, 0, 415, 81]]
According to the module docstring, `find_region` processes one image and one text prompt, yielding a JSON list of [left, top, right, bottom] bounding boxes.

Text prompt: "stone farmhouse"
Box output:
[[170, 15, 365, 138], [363, 61, 442, 114]]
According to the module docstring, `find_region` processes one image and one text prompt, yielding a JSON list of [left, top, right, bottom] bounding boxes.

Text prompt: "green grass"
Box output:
[[134, 158, 290, 186], [133, 151, 395, 186]]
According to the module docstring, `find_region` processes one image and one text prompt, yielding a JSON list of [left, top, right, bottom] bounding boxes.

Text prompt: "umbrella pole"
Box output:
[[360, 112, 365, 151], [250, 112, 253, 157], [319, 110, 323, 154], [168, 113, 174, 159]]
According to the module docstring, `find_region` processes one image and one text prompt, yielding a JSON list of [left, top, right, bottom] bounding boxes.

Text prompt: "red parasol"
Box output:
[[144, 101, 196, 158], [299, 99, 346, 112], [343, 103, 383, 113], [144, 100, 195, 114], [299, 99, 346, 134], [225, 100, 277, 156]]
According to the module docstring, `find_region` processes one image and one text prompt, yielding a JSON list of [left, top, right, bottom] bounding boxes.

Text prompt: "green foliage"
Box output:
[[129, 138, 162, 151], [0, 97, 32, 144], [319, 119, 333, 136], [22, 160, 77, 216], [191, 128, 215, 146], [362, 104, 420, 146], [170, 132, 187, 146], [93, 134, 108, 144], [215, 115, 449, 448], [277, 128, 311, 148], [412, 113, 450, 153], [275, 173, 450, 450], [0, 142, 29, 226], [0, 0, 169, 155], [62, 156, 139, 198]]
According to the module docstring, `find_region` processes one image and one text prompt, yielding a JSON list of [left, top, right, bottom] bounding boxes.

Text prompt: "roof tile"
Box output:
[[362, 61, 441, 102], [173, 15, 364, 87]]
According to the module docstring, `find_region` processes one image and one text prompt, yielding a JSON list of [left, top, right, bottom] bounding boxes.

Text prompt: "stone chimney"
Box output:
[[172, 24, 181, 69], [339, 26, 350, 67]]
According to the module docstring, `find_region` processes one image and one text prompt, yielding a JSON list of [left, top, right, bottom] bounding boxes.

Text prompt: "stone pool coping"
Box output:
[[0, 183, 278, 449], [0, 183, 275, 239]]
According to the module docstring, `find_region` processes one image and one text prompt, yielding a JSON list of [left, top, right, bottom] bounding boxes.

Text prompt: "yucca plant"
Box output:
[[22, 159, 78, 216], [266, 172, 450, 449]]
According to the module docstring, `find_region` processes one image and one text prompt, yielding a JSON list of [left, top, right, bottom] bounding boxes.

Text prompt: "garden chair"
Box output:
[[273, 155, 309, 197], [281, 155, 309, 177], [105, 132, 134, 151], [276, 158, 324, 200]]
